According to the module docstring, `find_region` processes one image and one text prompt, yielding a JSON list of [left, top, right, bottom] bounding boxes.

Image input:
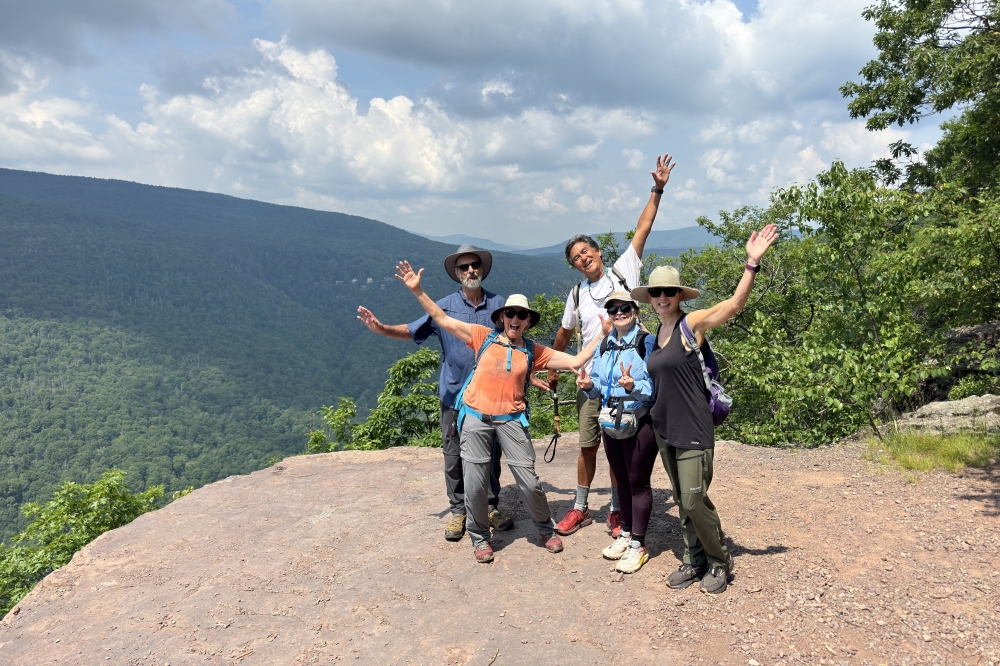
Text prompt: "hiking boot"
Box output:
[[474, 541, 494, 563], [699, 563, 730, 594], [606, 510, 622, 537], [555, 508, 593, 536], [489, 508, 514, 531], [542, 534, 563, 553], [601, 534, 631, 560], [667, 563, 707, 589], [444, 513, 466, 541], [616, 542, 648, 574]]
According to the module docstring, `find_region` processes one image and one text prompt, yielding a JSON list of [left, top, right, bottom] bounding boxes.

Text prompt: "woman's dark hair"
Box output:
[[564, 234, 600, 266]]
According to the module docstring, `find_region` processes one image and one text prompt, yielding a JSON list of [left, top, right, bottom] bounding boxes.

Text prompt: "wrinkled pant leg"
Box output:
[[602, 433, 632, 528], [460, 417, 496, 547], [625, 420, 658, 537], [675, 448, 729, 568], [656, 432, 706, 568], [488, 436, 503, 511], [440, 405, 465, 515], [495, 420, 557, 535]]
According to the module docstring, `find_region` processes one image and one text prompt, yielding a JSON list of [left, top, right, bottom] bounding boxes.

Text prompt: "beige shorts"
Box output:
[[576, 388, 602, 448]]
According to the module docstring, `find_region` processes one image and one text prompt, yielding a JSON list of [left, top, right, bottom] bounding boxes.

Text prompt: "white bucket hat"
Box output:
[[605, 290, 638, 306], [490, 294, 541, 328], [630, 265, 700, 303]]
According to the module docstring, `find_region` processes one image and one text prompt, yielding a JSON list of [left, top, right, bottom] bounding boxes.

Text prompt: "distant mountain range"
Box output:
[[419, 227, 718, 258]]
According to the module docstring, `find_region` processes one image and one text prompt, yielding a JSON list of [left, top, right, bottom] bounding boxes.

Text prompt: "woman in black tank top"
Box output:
[[630, 224, 778, 595]]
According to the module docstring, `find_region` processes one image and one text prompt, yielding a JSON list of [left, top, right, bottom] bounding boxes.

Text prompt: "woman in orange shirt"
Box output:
[[397, 260, 610, 563]]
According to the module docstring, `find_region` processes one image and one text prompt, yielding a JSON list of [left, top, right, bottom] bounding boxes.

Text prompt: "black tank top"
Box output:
[[646, 316, 715, 450]]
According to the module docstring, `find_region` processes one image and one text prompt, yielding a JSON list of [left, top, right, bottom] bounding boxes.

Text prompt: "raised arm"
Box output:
[[631, 153, 676, 259], [356, 306, 413, 341], [395, 260, 473, 344], [544, 315, 612, 371], [687, 224, 779, 338]]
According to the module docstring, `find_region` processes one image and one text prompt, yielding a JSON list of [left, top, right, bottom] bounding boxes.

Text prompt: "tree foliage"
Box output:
[[841, 0, 1000, 190], [0, 469, 161, 616]]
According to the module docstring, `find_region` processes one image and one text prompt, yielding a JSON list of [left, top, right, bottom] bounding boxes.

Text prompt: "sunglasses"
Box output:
[[605, 303, 635, 316], [647, 287, 681, 298], [457, 261, 482, 272], [503, 308, 530, 321]]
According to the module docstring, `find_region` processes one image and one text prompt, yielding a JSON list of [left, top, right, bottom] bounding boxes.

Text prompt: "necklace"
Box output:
[[586, 268, 615, 302]]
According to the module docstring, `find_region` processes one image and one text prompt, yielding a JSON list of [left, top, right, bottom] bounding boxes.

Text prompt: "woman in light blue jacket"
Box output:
[[575, 290, 656, 573]]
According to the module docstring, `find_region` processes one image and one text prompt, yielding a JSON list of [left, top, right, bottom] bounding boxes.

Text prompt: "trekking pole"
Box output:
[[544, 389, 560, 463]]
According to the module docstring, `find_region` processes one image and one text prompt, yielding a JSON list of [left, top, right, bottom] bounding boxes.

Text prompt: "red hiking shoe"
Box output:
[[607, 510, 622, 538], [543, 534, 564, 553], [555, 508, 593, 536], [473, 541, 494, 563]]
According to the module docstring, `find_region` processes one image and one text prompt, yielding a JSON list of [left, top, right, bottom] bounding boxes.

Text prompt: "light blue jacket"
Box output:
[[584, 323, 654, 412]]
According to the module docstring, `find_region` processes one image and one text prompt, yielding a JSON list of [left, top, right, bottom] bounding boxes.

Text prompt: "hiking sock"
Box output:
[[632, 533, 646, 546], [610, 485, 621, 512], [574, 485, 590, 511]]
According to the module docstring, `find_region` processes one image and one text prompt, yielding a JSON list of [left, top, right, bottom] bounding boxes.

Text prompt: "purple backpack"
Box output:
[[678, 317, 733, 426]]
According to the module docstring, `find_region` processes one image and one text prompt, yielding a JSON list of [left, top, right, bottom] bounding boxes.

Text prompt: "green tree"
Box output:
[[0, 470, 162, 616], [841, 0, 1000, 190], [307, 347, 442, 451]]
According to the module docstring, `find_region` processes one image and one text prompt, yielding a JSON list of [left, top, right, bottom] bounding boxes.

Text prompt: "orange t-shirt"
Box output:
[[462, 324, 556, 416]]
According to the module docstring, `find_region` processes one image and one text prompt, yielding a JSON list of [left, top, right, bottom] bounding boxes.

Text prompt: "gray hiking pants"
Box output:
[[441, 405, 502, 515], [461, 416, 558, 547]]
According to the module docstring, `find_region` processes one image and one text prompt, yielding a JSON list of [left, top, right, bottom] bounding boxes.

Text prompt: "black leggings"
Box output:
[[602, 418, 658, 537]]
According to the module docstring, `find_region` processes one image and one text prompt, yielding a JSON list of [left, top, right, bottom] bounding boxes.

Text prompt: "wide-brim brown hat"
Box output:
[[443, 244, 493, 283], [630, 265, 700, 303], [490, 294, 541, 328]]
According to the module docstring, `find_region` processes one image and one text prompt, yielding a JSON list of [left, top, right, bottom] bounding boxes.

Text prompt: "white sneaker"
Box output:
[[616, 542, 649, 574], [602, 533, 631, 560]]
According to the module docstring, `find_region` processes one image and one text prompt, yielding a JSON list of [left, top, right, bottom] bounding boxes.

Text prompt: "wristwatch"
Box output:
[[745, 262, 761, 273], [651, 186, 664, 194]]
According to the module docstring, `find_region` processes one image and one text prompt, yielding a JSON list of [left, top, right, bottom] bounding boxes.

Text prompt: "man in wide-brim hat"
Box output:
[[357, 244, 514, 541]]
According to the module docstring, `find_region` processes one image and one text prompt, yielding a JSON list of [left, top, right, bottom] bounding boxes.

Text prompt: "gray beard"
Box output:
[[461, 276, 482, 290]]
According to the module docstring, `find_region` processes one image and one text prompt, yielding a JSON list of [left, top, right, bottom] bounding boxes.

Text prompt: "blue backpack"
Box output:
[[454, 330, 536, 432]]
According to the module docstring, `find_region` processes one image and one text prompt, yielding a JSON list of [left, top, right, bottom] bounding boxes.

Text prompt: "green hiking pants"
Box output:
[[656, 432, 730, 569]]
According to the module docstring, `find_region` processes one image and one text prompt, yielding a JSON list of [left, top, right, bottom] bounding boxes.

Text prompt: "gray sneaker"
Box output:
[[666, 563, 706, 589], [699, 564, 730, 594], [489, 508, 514, 531]]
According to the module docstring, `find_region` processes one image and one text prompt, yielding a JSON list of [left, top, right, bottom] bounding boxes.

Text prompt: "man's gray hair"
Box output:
[[564, 235, 600, 266]]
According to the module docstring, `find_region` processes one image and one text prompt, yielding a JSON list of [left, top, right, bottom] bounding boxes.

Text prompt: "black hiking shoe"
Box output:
[[667, 563, 707, 589], [699, 563, 730, 594], [489, 509, 514, 531]]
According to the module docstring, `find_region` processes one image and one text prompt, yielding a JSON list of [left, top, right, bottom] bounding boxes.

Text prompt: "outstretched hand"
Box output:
[[356, 306, 383, 333], [617, 362, 634, 393], [651, 153, 676, 189], [746, 224, 779, 264], [575, 366, 593, 391], [395, 260, 423, 292], [599, 313, 613, 336]]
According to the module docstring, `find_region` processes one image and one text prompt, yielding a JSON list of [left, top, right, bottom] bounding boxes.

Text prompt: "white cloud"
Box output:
[[622, 148, 644, 170]]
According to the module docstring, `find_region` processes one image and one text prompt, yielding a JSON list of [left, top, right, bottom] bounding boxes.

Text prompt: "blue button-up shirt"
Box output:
[[407, 289, 506, 409], [583, 323, 654, 413]]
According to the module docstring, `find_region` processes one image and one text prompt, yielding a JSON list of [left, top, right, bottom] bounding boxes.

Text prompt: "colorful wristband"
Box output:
[[745, 262, 761, 273]]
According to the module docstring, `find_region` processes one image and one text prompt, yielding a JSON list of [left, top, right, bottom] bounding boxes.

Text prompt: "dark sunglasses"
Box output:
[[605, 303, 635, 316], [503, 308, 530, 321], [647, 287, 680, 298], [457, 261, 482, 272]]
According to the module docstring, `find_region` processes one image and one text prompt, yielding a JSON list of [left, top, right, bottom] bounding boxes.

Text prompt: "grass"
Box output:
[[867, 430, 1000, 480]]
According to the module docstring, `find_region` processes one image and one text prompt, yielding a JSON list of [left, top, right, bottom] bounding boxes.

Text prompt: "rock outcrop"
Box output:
[[895, 393, 1000, 435]]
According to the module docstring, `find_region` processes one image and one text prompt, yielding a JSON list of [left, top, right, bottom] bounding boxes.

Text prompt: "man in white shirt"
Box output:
[[550, 153, 676, 537]]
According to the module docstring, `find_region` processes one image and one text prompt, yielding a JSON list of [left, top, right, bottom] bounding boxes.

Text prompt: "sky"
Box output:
[[0, 0, 945, 244]]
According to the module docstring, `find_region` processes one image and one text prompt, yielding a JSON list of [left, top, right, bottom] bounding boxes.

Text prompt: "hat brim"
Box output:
[[444, 249, 493, 283], [630, 285, 701, 304], [491, 307, 541, 329]]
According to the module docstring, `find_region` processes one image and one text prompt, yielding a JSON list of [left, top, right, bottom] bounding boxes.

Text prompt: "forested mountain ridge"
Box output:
[[0, 169, 580, 541]]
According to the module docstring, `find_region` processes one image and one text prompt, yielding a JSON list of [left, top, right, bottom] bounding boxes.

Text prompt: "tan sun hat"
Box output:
[[605, 290, 638, 306], [630, 265, 700, 303], [490, 294, 541, 328]]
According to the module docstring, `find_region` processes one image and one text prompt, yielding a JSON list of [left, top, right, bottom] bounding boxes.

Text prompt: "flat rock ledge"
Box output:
[[2, 434, 998, 666], [895, 394, 1000, 435]]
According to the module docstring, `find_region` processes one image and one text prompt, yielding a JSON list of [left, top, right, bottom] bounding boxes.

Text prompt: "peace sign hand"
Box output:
[[617, 362, 634, 393], [575, 366, 594, 391]]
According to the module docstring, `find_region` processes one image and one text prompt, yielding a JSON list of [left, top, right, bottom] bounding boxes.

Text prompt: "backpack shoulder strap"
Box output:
[[478, 330, 500, 362], [610, 266, 630, 291], [679, 316, 713, 394], [635, 331, 649, 360]]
